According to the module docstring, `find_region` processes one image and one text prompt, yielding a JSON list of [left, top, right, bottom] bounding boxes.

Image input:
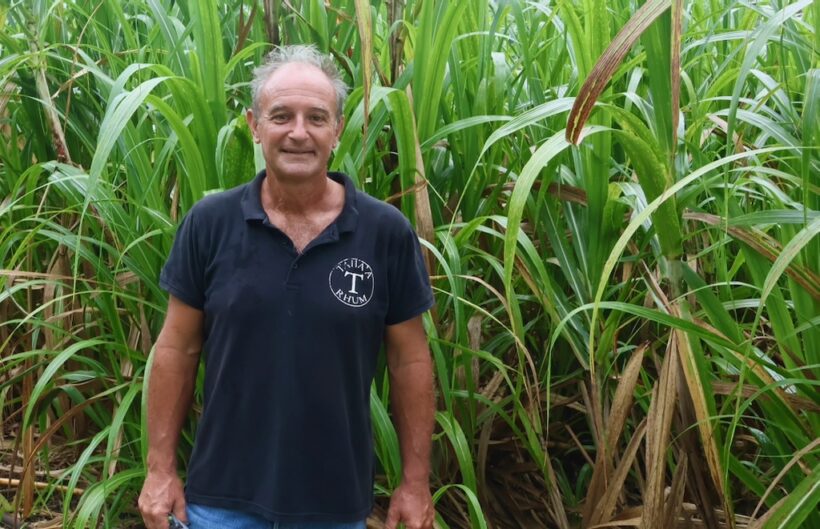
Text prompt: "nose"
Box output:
[[288, 115, 309, 140]]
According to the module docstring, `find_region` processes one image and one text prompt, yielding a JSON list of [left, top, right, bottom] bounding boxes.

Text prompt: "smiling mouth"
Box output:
[[281, 149, 314, 155]]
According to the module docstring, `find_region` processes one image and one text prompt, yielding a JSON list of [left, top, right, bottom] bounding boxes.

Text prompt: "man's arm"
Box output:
[[384, 315, 436, 529], [138, 295, 203, 529]]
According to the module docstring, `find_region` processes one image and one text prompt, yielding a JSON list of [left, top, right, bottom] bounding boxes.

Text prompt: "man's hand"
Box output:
[[385, 480, 435, 529], [138, 470, 187, 529]]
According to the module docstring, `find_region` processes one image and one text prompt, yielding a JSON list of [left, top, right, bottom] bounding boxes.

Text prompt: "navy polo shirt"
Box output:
[[159, 171, 434, 522]]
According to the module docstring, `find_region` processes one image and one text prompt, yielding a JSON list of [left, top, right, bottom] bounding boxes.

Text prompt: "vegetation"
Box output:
[[1, 0, 817, 527]]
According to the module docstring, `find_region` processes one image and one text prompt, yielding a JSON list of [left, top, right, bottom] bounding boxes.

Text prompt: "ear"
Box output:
[[246, 109, 259, 143], [334, 116, 345, 145]]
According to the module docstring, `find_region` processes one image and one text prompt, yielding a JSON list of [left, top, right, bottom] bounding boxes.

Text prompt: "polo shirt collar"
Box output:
[[240, 170, 267, 221], [240, 170, 359, 234]]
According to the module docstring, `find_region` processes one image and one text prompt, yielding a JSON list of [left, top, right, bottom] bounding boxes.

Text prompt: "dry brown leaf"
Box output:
[[684, 211, 820, 299], [664, 453, 688, 529], [711, 381, 820, 414], [588, 419, 648, 527], [566, 0, 672, 143], [673, 311, 734, 529], [607, 344, 649, 455], [640, 333, 679, 529], [582, 344, 647, 526]]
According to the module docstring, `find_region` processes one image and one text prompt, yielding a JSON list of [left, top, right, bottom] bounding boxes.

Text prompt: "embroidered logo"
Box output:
[[329, 258, 374, 307]]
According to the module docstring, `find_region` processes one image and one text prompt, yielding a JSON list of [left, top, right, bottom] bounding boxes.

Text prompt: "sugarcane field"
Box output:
[[0, 1, 818, 528]]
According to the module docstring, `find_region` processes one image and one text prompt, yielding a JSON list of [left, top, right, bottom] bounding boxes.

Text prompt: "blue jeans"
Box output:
[[186, 503, 367, 529]]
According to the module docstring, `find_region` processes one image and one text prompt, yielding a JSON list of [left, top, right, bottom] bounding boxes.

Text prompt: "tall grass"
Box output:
[[1, 0, 817, 527]]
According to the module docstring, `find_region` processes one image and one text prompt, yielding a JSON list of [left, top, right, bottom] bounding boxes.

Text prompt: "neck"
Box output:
[[261, 171, 333, 215]]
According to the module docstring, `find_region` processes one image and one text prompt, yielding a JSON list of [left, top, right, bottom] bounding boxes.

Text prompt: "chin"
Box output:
[[272, 166, 323, 181]]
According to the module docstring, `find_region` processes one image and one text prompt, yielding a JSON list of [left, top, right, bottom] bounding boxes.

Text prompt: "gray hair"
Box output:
[[250, 44, 348, 122]]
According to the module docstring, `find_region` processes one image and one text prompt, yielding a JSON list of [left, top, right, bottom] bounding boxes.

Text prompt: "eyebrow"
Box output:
[[266, 105, 331, 116]]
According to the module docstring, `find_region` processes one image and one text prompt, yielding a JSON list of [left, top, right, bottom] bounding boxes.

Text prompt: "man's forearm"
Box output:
[[389, 357, 435, 483], [146, 346, 199, 473]]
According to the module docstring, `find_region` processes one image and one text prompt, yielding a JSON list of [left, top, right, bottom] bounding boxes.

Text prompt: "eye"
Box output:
[[270, 113, 289, 123], [309, 114, 329, 124]]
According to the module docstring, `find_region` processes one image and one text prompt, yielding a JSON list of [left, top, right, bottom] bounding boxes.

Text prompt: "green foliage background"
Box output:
[[0, 0, 817, 527]]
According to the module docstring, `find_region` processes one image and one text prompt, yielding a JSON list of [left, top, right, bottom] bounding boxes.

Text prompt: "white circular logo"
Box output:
[[329, 258, 374, 307]]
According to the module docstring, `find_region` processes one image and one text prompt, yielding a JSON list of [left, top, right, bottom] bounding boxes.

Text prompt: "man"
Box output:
[[138, 45, 436, 529]]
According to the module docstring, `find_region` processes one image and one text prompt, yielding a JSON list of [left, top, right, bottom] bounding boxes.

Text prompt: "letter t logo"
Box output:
[[344, 271, 365, 294]]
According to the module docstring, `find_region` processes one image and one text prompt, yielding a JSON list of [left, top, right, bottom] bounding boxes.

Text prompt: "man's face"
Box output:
[[247, 62, 343, 182]]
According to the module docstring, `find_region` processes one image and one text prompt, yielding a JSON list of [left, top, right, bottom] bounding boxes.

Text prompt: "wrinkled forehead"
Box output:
[[259, 63, 337, 112]]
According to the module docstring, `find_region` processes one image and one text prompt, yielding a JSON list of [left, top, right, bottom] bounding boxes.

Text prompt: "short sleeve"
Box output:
[[385, 220, 434, 325], [160, 209, 206, 310]]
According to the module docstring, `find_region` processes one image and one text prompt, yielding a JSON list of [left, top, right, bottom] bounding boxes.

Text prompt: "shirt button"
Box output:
[[292, 263, 298, 269]]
